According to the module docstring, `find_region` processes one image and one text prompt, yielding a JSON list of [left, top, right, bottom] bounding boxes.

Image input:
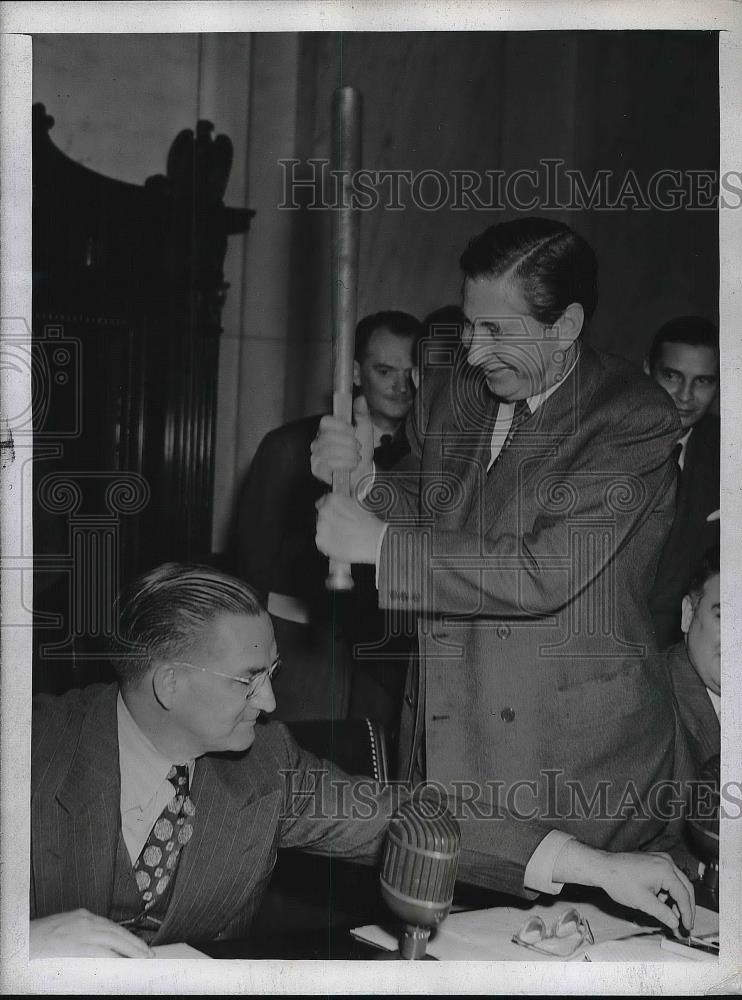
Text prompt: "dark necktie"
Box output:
[[673, 441, 684, 486], [133, 764, 195, 911], [490, 398, 531, 470], [374, 432, 407, 470]]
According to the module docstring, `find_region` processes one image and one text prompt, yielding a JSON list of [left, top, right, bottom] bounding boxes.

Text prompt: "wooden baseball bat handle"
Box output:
[[327, 86, 362, 591]]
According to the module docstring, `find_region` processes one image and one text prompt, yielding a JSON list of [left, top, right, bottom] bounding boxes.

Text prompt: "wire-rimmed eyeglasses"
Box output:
[[172, 658, 282, 701], [512, 908, 594, 958]]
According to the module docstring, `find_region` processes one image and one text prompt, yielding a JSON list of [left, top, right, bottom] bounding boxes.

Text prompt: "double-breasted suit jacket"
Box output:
[[30, 685, 393, 944], [373, 343, 690, 883]]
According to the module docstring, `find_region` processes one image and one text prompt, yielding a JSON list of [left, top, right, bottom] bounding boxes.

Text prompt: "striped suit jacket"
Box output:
[[31, 684, 392, 945]]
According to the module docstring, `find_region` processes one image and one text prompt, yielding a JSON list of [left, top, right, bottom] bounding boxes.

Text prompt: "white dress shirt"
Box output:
[[707, 688, 721, 720], [117, 694, 194, 864], [676, 427, 692, 471]]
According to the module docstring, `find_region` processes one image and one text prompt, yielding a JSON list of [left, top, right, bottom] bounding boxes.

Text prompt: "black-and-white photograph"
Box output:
[[1, 2, 741, 994]]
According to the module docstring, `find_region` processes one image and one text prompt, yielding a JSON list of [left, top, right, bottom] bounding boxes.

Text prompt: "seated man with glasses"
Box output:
[[30, 562, 698, 958], [29, 562, 401, 957]]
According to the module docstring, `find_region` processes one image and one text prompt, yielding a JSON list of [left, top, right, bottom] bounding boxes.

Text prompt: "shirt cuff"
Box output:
[[523, 829, 575, 894]]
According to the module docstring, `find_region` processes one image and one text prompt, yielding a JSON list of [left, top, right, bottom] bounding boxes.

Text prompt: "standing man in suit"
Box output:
[[644, 316, 720, 649], [236, 311, 422, 725], [312, 217, 692, 894], [666, 547, 720, 771], [30, 563, 402, 956], [30, 562, 697, 956]]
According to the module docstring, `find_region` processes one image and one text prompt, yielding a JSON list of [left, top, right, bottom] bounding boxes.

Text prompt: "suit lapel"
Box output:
[[437, 354, 500, 528], [50, 687, 121, 916], [155, 752, 282, 945]]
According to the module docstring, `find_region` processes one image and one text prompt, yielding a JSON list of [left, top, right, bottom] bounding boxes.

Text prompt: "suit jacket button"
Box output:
[[390, 589, 398, 599], [500, 707, 516, 723], [497, 625, 511, 640], [405, 693, 414, 707], [399, 590, 408, 601], [411, 591, 420, 601]]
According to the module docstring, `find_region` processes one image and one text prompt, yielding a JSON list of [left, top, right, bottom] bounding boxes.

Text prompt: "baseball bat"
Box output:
[[326, 86, 362, 591]]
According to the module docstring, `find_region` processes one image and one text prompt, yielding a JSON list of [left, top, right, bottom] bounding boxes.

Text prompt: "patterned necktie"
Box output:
[[133, 764, 195, 910]]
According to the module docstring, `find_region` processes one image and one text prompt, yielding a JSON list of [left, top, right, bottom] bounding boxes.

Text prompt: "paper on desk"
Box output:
[[689, 905, 720, 939], [351, 903, 719, 963], [433, 902, 661, 961], [350, 924, 399, 952], [152, 942, 211, 958], [588, 937, 690, 962]]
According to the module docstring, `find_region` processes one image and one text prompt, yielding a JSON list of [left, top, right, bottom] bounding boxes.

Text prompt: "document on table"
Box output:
[[351, 902, 719, 962], [151, 943, 212, 958]]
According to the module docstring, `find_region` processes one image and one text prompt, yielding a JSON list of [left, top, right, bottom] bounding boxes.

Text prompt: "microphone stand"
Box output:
[[371, 924, 437, 961], [398, 923, 435, 960]]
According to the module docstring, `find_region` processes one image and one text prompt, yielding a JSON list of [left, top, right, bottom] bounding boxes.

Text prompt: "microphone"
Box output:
[[380, 796, 461, 959]]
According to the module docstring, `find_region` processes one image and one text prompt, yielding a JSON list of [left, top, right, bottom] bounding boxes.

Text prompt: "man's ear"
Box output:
[[555, 302, 584, 344], [353, 360, 362, 388], [151, 662, 179, 710], [681, 595, 695, 635], [642, 358, 651, 377]]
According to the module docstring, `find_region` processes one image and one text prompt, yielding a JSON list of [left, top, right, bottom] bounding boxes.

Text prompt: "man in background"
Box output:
[[236, 310, 422, 725], [666, 546, 720, 772], [644, 316, 720, 649]]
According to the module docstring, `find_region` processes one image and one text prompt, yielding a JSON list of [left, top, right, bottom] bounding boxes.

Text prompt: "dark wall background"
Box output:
[[32, 31, 720, 549], [284, 30, 718, 418]]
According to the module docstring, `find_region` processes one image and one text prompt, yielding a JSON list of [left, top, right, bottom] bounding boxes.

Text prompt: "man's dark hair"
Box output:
[[112, 562, 264, 688], [423, 304, 467, 340], [648, 316, 719, 371], [354, 310, 423, 362], [686, 545, 720, 609], [459, 217, 599, 325]]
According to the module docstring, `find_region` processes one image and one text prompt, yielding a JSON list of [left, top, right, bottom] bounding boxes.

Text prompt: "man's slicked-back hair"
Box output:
[[354, 310, 424, 362], [648, 316, 719, 371], [112, 562, 265, 689], [459, 217, 599, 326], [686, 545, 720, 609]]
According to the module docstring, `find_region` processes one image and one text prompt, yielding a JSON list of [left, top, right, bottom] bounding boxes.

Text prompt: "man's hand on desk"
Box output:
[[30, 909, 155, 958], [553, 841, 695, 932], [310, 396, 374, 489]]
